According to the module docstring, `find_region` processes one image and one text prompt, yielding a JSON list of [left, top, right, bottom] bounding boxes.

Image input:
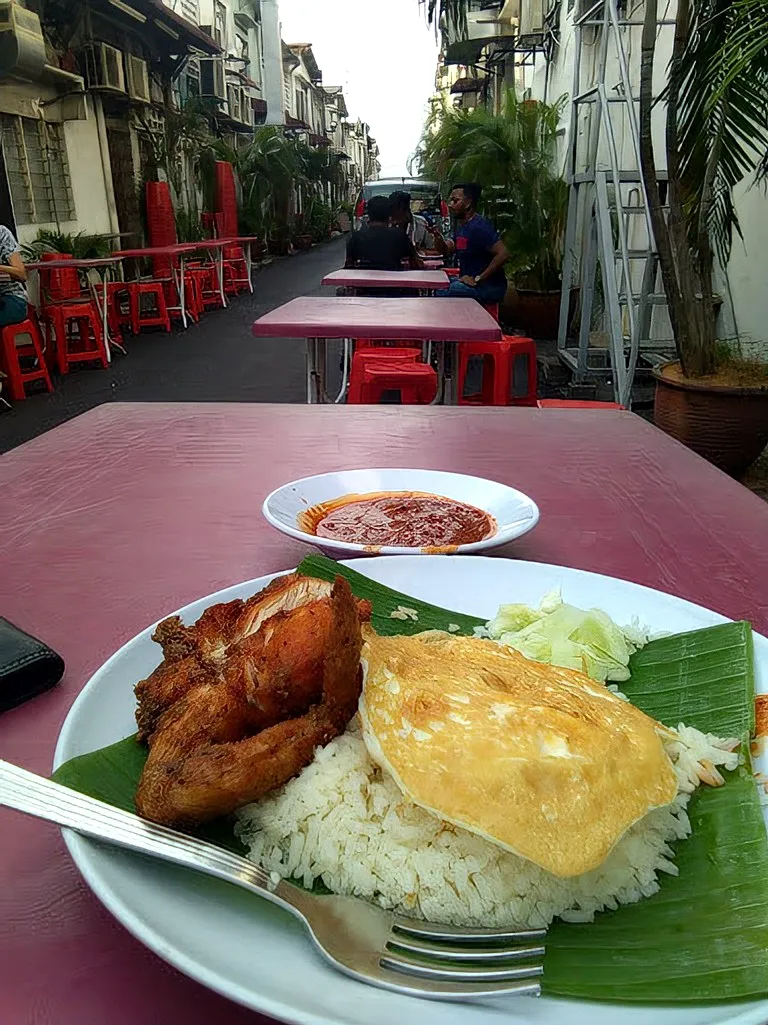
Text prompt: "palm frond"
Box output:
[[419, 90, 567, 289], [676, 0, 768, 264]]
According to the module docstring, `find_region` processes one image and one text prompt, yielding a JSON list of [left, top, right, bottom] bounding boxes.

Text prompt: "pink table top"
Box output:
[[322, 269, 450, 289], [2, 402, 768, 1024], [111, 244, 201, 259], [217, 236, 261, 245], [26, 257, 123, 270], [251, 296, 502, 341]]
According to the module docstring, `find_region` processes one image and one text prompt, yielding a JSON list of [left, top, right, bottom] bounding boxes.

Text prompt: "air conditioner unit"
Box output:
[[519, 0, 545, 33], [83, 42, 126, 93], [126, 54, 150, 103], [149, 76, 164, 106], [227, 83, 240, 122], [0, 0, 46, 79], [200, 57, 226, 99]]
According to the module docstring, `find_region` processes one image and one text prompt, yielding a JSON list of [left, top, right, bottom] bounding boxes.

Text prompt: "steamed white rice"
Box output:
[[236, 719, 739, 929]]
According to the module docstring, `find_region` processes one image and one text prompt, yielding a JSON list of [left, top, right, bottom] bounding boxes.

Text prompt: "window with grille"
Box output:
[[177, 0, 199, 22], [0, 115, 76, 226], [214, 1, 226, 46]]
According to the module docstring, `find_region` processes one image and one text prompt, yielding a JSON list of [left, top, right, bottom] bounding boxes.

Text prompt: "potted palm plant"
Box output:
[[638, 0, 768, 476], [419, 90, 568, 337]]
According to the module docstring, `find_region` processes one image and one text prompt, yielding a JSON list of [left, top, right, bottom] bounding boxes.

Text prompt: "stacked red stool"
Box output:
[[214, 164, 249, 294], [349, 360, 437, 404], [347, 340, 436, 404], [145, 181, 209, 321], [0, 307, 53, 400], [457, 335, 538, 406], [38, 255, 108, 374]]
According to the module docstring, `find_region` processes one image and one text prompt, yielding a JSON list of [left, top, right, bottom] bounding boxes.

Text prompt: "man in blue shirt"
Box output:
[[432, 183, 509, 304]]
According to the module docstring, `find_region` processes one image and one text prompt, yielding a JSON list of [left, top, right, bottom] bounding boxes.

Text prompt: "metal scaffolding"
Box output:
[[556, 0, 676, 406]]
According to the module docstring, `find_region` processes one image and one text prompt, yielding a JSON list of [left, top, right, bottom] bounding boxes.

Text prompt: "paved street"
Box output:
[[0, 238, 348, 454]]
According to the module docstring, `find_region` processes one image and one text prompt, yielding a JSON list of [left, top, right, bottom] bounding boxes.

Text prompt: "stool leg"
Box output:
[[1, 332, 25, 400], [59, 315, 71, 374], [90, 311, 108, 368], [130, 290, 140, 335], [29, 322, 53, 393]]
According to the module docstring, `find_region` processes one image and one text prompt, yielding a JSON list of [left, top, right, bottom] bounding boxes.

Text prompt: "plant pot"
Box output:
[[501, 287, 573, 339], [293, 234, 313, 250], [267, 238, 290, 256], [653, 361, 768, 477]]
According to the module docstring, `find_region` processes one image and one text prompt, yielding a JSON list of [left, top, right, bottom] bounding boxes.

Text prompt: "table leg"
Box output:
[[179, 259, 188, 329], [333, 338, 351, 403], [101, 273, 111, 364], [103, 271, 127, 356], [218, 248, 227, 307], [445, 344, 458, 405], [245, 243, 253, 293], [307, 338, 319, 404], [317, 338, 332, 403]]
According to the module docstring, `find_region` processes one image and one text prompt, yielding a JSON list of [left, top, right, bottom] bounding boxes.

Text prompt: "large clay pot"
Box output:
[[501, 286, 575, 340], [653, 361, 768, 477]]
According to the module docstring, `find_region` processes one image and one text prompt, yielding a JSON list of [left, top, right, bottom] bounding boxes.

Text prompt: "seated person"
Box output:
[[0, 224, 28, 327], [345, 196, 421, 271], [431, 183, 509, 304], [389, 191, 431, 252]]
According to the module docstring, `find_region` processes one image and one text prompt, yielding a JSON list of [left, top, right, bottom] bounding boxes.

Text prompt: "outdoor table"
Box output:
[[322, 269, 450, 291], [26, 257, 126, 362], [217, 235, 261, 293], [185, 238, 233, 309], [1, 401, 767, 1025], [251, 296, 501, 403], [112, 244, 202, 329]]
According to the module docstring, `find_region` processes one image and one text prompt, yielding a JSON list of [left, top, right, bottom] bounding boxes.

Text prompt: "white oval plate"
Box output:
[[54, 557, 768, 1025], [261, 469, 540, 556]]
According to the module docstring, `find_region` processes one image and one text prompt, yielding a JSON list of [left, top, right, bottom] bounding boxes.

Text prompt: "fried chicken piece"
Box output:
[[135, 577, 363, 827], [135, 574, 371, 743]]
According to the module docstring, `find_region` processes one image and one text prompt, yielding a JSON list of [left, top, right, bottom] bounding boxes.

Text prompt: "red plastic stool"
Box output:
[[0, 315, 53, 400], [481, 302, 500, 322], [349, 347, 422, 400], [129, 282, 171, 334], [457, 336, 537, 406], [45, 302, 108, 374], [348, 360, 438, 404], [537, 399, 625, 409], [445, 268, 460, 278], [106, 282, 133, 329], [353, 338, 416, 350]]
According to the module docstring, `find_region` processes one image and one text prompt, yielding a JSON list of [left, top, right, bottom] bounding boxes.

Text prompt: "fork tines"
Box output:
[[381, 915, 545, 996]]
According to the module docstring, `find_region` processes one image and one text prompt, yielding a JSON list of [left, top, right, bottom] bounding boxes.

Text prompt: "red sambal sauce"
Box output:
[[299, 491, 496, 548]]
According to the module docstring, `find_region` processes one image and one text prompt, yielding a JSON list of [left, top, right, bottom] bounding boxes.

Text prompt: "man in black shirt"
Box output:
[[345, 196, 421, 271]]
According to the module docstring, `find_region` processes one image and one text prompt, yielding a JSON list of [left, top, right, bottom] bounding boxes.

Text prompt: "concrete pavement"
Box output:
[[0, 238, 348, 454]]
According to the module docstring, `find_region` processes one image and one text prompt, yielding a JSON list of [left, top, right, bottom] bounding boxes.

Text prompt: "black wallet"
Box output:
[[0, 617, 65, 714]]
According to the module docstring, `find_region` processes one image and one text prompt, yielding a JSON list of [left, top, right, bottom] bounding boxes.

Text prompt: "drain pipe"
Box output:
[[93, 94, 120, 235]]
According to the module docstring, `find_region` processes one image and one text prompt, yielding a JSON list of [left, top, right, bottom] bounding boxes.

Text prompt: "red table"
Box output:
[[322, 269, 450, 290], [112, 244, 206, 328], [1, 402, 767, 1025], [113, 243, 227, 328], [26, 257, 126, 361], [251, 296, 501, 403], [218, 235, 262, 293]]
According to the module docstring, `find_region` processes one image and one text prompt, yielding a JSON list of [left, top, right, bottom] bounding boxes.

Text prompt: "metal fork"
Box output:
[[0, 759, 544, 1001]]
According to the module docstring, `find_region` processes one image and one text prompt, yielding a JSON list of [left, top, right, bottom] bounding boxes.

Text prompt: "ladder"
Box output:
[[555, 0, 676, 406]]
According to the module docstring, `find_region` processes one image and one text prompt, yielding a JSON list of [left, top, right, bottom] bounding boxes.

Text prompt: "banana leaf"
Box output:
[[52, 554, 768, 1003]]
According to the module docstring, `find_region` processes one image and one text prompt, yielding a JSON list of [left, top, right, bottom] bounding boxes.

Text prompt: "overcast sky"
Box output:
[[277, 0, 440, 177]]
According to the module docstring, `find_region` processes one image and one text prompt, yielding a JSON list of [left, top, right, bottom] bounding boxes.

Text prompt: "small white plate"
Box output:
[[53, 556, 768, 1025], [262, 468, 540, 556]]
